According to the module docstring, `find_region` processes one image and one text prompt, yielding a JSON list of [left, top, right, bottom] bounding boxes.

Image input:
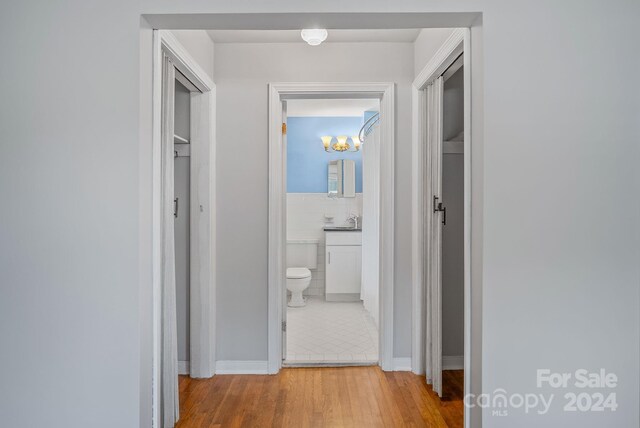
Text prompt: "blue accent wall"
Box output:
[[287, 116, 363, 193]]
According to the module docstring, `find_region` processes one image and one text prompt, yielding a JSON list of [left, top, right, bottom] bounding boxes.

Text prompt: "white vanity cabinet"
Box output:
[[325, 231, 362, 301]]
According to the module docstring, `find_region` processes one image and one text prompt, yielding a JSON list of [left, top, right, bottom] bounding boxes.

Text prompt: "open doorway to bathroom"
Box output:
[[283, 98, 381, 366]]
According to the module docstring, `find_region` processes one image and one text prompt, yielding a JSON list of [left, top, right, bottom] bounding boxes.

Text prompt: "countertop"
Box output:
[[323, 227, 362, 232]]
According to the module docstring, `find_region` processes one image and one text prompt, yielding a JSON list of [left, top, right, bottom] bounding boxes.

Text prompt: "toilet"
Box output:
[[286, 240, 318, 307]]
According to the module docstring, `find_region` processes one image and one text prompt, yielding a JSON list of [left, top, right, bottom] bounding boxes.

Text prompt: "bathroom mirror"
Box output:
[[328, 160, 342, 197], [328, 159, 356, 198]]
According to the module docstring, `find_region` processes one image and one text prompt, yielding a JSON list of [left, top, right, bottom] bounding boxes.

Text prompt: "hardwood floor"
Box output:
[[176, 367, 463, 427]]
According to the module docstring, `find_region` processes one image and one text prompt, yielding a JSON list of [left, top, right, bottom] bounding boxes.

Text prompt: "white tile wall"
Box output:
[[287, 193, 362, 296]]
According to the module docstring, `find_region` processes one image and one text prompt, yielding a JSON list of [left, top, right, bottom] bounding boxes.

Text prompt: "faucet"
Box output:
[[348, 213, 361, 229]]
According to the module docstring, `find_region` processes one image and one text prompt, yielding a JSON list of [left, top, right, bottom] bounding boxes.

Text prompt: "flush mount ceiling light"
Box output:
[[301, 29, 328, 46]]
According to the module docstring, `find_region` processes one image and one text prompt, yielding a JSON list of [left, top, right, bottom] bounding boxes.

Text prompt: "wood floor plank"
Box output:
[[176, 367, 463, 428]]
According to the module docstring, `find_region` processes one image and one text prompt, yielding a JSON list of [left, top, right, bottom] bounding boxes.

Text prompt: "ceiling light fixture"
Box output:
[[322, 135, 360, 153], [301, 29, 328, 46]]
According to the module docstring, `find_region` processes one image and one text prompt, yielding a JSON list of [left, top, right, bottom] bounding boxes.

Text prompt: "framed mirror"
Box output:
[[328, 159, 355, 198], [328, 160, 342, 197]]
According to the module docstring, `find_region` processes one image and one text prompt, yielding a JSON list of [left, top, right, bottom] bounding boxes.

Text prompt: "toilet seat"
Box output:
[[287, 267, 311, 279]]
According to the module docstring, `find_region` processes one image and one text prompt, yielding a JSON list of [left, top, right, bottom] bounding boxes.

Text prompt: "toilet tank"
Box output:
[[286, 240, 318, 269]]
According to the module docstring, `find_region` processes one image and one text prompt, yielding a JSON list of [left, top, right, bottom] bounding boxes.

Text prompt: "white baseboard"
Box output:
[[443, 355, 464, 370], [178, 361, 190, 375], [215, 360, 269, 375], [392, 357, 412, 371]]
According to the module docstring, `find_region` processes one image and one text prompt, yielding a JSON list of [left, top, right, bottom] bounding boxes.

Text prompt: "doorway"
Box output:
[[282, 98, 380, 365], [268, 83, 396, 373], [411, 28, 470, 427], [152, 30, 217, 428]]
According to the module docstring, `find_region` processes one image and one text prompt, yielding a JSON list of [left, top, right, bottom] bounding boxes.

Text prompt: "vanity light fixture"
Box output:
[[301, 29, 328, 46], [321, 135, 361, 153]]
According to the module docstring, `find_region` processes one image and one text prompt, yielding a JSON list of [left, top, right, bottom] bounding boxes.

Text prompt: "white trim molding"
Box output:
[[215, 361, 269, 375], [392, 358, 413, 371], [413, 29, 465, 90], [178, 361, 190, 375], [152, 30, 217, 427], [268, 82, 395, 374], [443, 356, 464, 371]]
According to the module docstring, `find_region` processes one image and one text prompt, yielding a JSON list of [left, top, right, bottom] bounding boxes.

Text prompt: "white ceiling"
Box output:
[[286, 99, 379, 117], [206, 29, 421, 44]]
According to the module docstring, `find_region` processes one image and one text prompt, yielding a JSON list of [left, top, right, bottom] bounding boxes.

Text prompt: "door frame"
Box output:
[[268, 82, 395, 373], [411, 28, 472, 427], [152, 30, 217, 427]]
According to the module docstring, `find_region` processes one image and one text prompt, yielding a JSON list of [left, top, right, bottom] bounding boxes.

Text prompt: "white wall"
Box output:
[[214, 42, 415, 360], [481, 4, 638, 427], [0, 2, 141, 426], [139, 17, 154, 427], [287, 193, 362, 241]]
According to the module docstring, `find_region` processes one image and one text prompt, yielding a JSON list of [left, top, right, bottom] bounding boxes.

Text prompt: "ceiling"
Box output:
[[206, 29, 422, 44], [287, 99, 379, 117]]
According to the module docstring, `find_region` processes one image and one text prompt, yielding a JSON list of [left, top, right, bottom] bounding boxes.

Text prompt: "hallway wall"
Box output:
[[0, 2, 143, 426], [214, 41, 415, 360]]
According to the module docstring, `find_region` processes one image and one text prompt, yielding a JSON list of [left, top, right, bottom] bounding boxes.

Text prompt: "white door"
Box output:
[[326, 245, 362, 295], [281, 100, 288, 359], [426, 76, 444, 397]]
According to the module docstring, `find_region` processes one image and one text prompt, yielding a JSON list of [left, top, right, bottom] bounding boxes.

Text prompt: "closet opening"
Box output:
[[440, 61, 465, 399], [412, 28, 470, 428], [152, 31, 217, 428]]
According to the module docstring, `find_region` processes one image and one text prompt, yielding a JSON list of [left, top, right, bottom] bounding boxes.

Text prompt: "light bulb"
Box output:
[[321, 136, 333, 150], [336, 136, 349, 151], [352, 136, 361, 150], [301, 29, 328, 46]]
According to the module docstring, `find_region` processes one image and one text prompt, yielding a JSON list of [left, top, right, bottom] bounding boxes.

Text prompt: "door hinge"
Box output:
[[282, 123, 287, 135], [282, 321, 287, 332]]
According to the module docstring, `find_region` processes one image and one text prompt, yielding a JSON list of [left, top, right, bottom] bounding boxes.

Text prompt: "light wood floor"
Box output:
[[176, 367, 463, 427]]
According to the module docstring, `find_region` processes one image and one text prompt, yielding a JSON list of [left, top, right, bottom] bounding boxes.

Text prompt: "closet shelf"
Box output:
[[174, 134, 189, 144]]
